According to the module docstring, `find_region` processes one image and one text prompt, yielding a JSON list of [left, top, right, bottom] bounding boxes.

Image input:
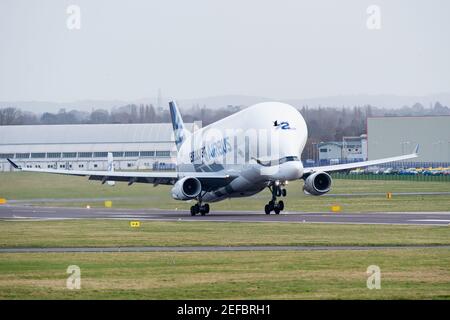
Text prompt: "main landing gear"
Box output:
[[190, 202, 210, 216], [265, 182, 287, 215]]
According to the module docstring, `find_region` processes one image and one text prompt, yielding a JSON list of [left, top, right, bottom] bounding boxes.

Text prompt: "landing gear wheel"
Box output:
[[266, 183, 287, 215], [274, 206, 281, 214], [195, 203, 209, 216], [190, 194, 211, 216]]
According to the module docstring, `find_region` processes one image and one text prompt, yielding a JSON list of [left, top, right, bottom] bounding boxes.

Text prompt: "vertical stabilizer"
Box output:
[[169, 101, 188, 150]]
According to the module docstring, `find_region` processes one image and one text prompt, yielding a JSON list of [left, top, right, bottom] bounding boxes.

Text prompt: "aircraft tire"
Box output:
[[276, 188, 282, 197]]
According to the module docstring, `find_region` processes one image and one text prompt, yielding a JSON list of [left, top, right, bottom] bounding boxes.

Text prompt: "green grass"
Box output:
[[1, 172, 450, 212], [0, 249, 449, 299], [1, 173, 450, 299], [331, 172, 450, 182], [1, 219, 450, 248]]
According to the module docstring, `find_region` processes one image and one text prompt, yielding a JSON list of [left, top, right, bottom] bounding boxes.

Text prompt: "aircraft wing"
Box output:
[[7, 159, 235, 190], [303, 145, 419, 174]]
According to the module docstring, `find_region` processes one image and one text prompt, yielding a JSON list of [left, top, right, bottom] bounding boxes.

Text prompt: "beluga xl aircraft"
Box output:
[[8, 101, 418, 216]]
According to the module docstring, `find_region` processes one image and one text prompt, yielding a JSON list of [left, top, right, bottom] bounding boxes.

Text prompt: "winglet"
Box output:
[[7, 158, 21, 170], [413, 144, 419, 155]]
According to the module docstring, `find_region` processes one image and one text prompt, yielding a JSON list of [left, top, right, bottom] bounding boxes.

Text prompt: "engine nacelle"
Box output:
[[303, 172, 332, 196], [171, 177, 202, 200]]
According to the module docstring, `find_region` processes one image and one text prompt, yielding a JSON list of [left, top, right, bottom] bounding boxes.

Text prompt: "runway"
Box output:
[[1, 205, 450, 226]]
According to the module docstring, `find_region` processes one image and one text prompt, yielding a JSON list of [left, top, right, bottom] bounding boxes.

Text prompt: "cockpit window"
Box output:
[[256, 156, 299, 167]]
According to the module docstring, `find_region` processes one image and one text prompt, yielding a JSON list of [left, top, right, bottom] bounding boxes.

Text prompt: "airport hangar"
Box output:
[[367, 116, 450, 165], [0, 123, 193, 172], [315, 116, 450, 166]]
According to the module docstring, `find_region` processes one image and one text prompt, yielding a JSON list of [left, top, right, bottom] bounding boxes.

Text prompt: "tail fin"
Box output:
[[169, 101, 188, 150]]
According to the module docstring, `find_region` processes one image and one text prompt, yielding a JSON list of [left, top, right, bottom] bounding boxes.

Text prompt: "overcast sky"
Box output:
[[0, 0, 449, 102]]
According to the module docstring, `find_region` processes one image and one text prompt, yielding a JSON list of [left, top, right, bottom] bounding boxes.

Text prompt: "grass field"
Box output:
[[1, 172, 450, 212], [1, 219, 450, 248], [0, 249, 449, 299], [0, 220, 449, 299], [1, 173, 450, 299]]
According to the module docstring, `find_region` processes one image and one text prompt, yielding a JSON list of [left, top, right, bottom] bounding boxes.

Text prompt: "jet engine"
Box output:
[[171, 177, 202, 200], [303, 172, 332, 195]]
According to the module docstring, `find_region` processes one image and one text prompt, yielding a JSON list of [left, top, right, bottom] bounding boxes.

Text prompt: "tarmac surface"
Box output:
[[1, 204, 450, 226]]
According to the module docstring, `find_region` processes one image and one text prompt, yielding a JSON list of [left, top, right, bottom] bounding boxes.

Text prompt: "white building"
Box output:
[[317, 134, 368, 164], [342, 135, 367, 161], [0, 123, 193, 172], [317, 142, 343, 164]]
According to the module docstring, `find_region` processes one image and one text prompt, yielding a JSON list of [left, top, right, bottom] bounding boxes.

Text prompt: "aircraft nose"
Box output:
[[261, 160, 303, 181], [282, 161, 303, 180]]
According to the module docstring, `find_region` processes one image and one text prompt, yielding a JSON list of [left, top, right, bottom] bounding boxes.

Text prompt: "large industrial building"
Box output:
[[0, 123, 193, 172], [315, 116, 449, 166], [367, 116, 450, 164]]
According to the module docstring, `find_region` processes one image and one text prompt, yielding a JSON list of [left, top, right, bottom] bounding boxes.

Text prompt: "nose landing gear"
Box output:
[[265, 183, 287, 214]]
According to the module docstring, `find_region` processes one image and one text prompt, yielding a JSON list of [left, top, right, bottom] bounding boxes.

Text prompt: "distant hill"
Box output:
[[1, 93, 449, 113]]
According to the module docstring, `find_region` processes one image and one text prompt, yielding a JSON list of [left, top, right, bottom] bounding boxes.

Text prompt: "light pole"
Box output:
[[438, 140, 443, 165], [447, 141, 450, 166], [400, 141, 410, 155], [312, 142, 317, 164]]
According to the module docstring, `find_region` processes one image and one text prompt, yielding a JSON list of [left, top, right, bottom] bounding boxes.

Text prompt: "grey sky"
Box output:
[[0, 0, 449, 102]]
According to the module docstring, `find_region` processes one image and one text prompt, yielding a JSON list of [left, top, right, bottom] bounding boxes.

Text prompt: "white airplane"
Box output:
[[8, 101, 418, 216]]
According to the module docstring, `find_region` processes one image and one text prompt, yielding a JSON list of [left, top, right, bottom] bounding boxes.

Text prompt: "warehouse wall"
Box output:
[[367, 116, 450, 162], [0, 123, 186, 172]]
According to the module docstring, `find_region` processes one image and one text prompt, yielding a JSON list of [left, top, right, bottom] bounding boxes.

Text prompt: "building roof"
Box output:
[[317, 142, 342, 148], [0, 123, 193, 146]]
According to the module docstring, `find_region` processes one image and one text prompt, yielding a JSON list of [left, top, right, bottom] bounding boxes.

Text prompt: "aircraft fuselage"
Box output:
[[176, 102, 307, 202]]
